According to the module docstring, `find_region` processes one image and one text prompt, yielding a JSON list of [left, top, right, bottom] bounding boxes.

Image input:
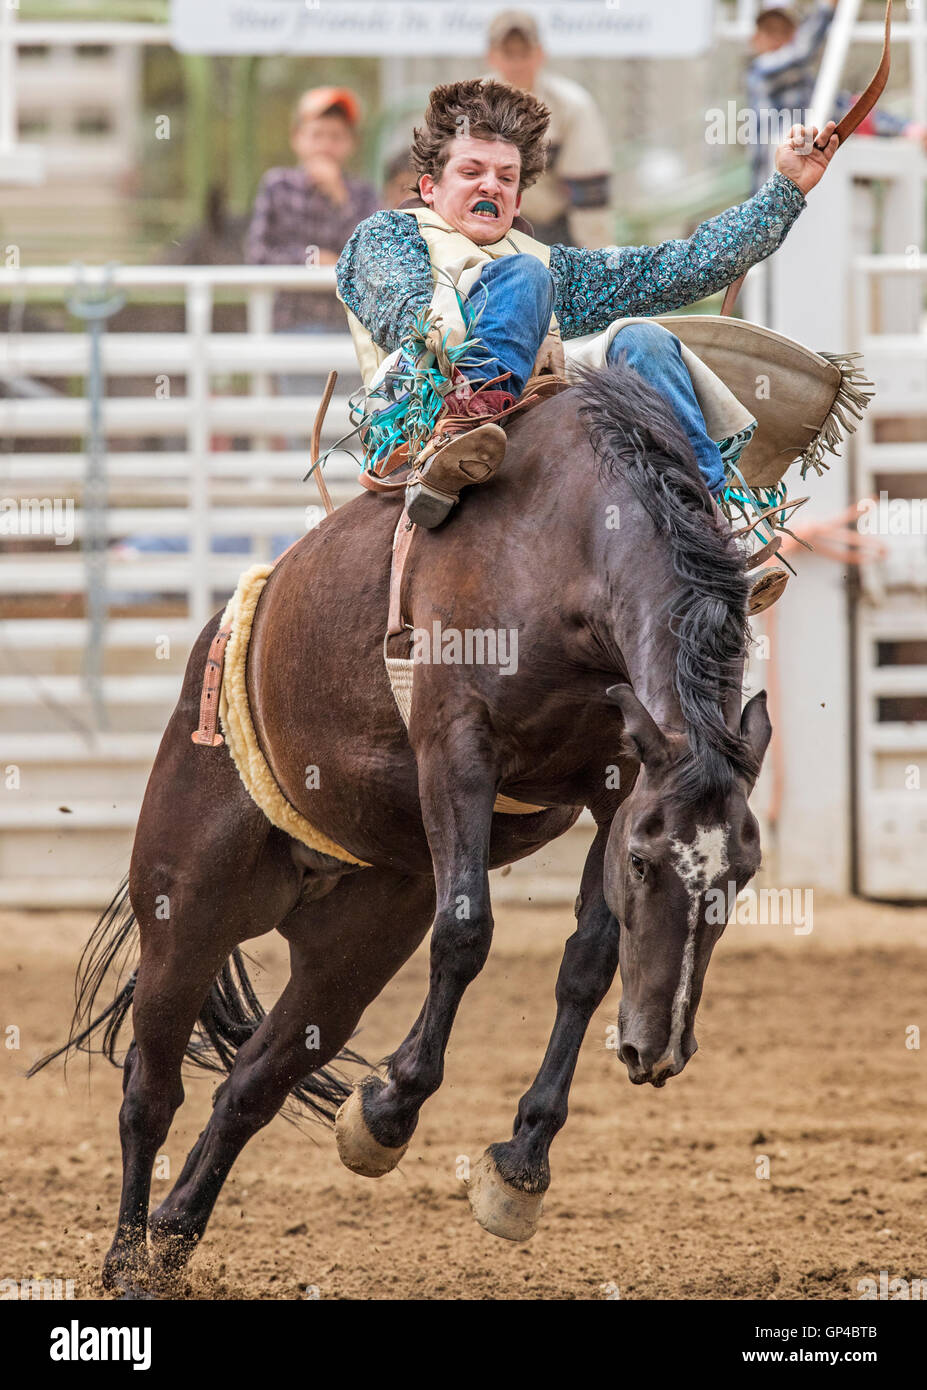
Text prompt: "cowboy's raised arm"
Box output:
[[335, 210, 434, 354], [551, 121, 838, 337]]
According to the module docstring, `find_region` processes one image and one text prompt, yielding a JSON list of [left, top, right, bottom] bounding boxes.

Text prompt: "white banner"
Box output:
[[170, 1, 715, 58]]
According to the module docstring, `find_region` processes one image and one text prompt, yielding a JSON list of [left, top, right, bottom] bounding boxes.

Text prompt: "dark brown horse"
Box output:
[[32, 358, 772, 1295]]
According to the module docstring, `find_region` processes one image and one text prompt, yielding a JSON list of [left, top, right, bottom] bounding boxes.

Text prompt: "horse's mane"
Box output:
[[575, 358, 758, 804]]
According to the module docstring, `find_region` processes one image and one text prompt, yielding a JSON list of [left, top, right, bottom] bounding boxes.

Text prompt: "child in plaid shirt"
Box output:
[[245, 86, 380, 338]]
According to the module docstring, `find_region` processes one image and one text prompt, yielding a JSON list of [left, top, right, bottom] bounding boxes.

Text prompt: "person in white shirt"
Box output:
[[485, 9, 614, 248]]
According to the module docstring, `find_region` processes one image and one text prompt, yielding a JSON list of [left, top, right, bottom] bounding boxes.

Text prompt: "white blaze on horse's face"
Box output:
[[654, 824, 731, 1077]]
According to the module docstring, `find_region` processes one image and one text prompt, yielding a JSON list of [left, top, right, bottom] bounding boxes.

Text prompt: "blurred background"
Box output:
[[1, 0, 925, 910]]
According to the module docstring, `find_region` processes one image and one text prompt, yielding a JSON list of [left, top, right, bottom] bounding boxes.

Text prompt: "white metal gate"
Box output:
[[852, 257, 927, 899]]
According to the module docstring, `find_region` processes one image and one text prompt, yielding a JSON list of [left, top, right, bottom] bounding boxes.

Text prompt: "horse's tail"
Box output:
[[186, 952, 368, 1125], [27, 872, 365, 1124], [27, 873, 138, 1076]]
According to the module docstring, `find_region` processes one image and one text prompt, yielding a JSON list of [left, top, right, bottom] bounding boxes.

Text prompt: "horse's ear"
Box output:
[[606, 684, 669, 768], [740, 690, 772, 788]]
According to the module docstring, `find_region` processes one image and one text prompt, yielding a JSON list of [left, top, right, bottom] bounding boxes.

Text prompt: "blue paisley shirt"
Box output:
[[336, 171, 806, 352]]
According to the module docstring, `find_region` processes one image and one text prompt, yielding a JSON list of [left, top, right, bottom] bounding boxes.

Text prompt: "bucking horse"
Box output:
[[32, 357, 773, 1296], [30, 0, 896, 1297]]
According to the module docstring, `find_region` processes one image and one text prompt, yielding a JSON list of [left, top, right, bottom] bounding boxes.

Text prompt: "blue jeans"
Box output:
[[461, 257, 725, 496], [604, 321, 726, 496], [460, 255, 554, 399]]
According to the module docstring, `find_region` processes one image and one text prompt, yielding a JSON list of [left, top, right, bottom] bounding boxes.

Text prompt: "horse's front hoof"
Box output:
[[467, 1148, 545, 1241], [149, 1215, 200, 1276], [334, 1079, 409, 1178], [101, 1243, 153, 1299]]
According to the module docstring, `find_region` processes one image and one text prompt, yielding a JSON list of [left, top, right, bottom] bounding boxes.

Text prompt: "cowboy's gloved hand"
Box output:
[[775, 120, 838, 195]]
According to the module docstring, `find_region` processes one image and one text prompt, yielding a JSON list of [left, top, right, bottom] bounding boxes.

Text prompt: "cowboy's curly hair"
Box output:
[[410, 79, 551, 192]]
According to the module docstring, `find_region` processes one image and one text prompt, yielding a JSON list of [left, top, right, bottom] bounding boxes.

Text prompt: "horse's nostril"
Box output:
[[619, 1042, 641, 1072]]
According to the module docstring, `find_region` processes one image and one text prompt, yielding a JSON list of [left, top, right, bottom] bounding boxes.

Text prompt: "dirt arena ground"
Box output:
[[2, 895, 925, 1301]]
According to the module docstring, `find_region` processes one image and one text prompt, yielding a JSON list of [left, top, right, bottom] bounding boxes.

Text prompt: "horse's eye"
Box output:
[[629, 853, 647, 881]]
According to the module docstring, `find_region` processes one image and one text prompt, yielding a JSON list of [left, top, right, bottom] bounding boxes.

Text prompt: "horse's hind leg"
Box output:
[[104, 835, 301, 1297], [102, 636, 304, 1295], [103, 822, 300, 1297], [147, 866, 435, 1278], [102, 938, 237, 1295]]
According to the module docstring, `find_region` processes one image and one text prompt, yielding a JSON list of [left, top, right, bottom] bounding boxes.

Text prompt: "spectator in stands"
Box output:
[[245, 86, 380, 396], [748, 3, 927, 194], [484, 9, 614, 248]]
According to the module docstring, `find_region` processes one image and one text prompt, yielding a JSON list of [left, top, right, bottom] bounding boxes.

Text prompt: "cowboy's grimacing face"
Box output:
[[419, 135, 522, 245]]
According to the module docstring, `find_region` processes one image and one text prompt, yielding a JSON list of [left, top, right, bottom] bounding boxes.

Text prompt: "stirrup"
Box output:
[[744, 535, 782, 571], [405, 477, 458, 529], [748, 566, 789, 616]]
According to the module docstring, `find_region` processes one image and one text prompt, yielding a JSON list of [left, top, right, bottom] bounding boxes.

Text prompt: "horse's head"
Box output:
[[603, 683, 772, 1087]]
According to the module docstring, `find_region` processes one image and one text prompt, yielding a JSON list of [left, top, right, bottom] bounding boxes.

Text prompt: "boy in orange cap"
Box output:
[[246, 86, 379, 340]]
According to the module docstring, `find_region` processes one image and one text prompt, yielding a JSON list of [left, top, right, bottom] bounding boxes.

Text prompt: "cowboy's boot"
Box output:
[[405, 378, 515, 529], [735, 504, 802, 617], [405, 422, 507, 529]]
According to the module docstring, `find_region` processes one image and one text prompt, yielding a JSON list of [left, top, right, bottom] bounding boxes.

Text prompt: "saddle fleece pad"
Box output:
[[218, 563, 370, 867]]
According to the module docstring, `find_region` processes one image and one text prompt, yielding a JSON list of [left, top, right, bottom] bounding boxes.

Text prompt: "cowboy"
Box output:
[[336, 80, 837, 610]]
